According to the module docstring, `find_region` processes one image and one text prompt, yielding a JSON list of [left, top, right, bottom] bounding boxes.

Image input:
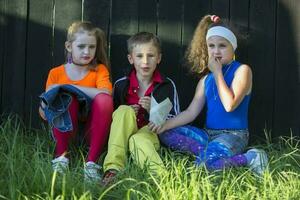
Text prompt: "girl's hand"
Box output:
[[139, 96, 151, 113], [148, 121, 166, 134], [208, 55, 222, 74], [130, 104, 140, 115], [39, 101, 47, 121], [39, 107, 47, 120]]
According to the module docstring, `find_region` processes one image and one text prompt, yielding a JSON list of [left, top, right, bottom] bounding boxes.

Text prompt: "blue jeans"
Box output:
[[159, 126, 249, 169], [198, 128, 248, 167], [40, 84, 92, 132], [205, 129, 248, 155]]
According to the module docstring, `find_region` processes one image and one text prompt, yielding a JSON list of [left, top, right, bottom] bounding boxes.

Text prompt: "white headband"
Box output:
[[206, 26, 237, 50]]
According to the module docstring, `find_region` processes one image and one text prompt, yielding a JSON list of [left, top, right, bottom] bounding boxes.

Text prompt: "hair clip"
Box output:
[[211, 15, 220, 23]]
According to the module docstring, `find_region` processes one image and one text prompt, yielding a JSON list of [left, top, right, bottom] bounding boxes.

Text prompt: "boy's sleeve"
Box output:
[[112, 81, 121, 110], [166, 78, 180, 118]]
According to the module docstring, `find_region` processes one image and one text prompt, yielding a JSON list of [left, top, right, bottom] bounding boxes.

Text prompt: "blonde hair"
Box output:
[[185, 15, 222, 78], [127, 32, 161, 54], [66, 21, 110, 71]]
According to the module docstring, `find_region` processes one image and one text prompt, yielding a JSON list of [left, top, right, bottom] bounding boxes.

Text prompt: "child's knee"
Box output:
[[91, 93, 113, 114], [93, 93, 113, 106], [128, 134, 146, 151], [198, 141, 232, 166], [128, 134, 140, 150]]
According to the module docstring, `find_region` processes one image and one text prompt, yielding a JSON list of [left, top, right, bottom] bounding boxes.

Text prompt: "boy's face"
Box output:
[[128, 42, 161, 80]]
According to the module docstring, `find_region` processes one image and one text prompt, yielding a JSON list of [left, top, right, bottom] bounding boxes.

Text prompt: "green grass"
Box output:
[[0, 116, 299, 199]]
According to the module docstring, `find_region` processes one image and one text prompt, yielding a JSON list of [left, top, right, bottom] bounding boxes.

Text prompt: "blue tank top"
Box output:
[[204, 60, 250, 129]]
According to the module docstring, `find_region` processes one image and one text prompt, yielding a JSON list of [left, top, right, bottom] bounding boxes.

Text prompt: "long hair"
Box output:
[[185, 15, 228, 78], [65, 21, 110, 71]]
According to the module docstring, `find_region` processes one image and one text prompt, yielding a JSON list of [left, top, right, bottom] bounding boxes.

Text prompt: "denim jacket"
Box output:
[[39, 84, 92, 132]]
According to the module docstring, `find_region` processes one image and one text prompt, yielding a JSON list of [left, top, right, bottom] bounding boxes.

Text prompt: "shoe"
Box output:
[[247, 148, 268, 176], [84, 161, 101, 182], [101, 169, 118, 186], [51, 155, 69, 174]]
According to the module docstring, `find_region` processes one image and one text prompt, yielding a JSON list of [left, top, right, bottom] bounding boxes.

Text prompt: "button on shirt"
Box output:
[[126, 69, 162, 128]]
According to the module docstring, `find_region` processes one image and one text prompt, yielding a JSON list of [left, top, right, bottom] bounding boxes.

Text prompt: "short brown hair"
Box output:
[[127, 32, 161, 54]]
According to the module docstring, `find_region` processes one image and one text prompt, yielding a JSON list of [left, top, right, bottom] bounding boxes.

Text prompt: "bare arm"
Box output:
[[149, 77, 206, 134], [213, 64, 252, 112], [39, 84, 111, 120], [39, 101, 47, 120], [46, 84, 111, 99], [70, 85, 111, 99], [38, 84, 60, 120]]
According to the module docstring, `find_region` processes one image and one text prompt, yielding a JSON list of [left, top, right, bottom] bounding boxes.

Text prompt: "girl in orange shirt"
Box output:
[[39, 21, 113, 182]]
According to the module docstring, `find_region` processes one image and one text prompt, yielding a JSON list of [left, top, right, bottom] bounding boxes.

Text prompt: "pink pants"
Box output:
[[53, 93, 113, 162]]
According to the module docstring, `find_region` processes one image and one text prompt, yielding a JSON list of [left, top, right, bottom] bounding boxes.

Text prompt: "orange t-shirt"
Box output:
[[45, 64, 112, 92]]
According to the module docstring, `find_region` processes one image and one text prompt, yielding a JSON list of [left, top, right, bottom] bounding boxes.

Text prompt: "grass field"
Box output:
[[0, 117, 299, 199]]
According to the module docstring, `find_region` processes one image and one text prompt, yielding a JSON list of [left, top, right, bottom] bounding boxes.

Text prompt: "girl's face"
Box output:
[[66, 31, 97, 66], [128, 42, 161, 80], [207, 36, 234, 65]]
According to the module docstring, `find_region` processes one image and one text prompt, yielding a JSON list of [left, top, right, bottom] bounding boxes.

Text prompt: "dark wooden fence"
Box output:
[[0, 0, 299, 140]]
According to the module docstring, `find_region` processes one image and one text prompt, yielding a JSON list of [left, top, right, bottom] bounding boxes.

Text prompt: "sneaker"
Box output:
[[51, 155, 69, 174], [101, 169, 118, 186], [247, 148, 268, 176], [84, 161, 101, 182]]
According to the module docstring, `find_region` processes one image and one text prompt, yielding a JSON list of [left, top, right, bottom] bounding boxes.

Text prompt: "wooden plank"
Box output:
[[157, 0, 182, 90], [24, 0, 54, 128], [109, 0, 139, 81], [53, 0, 82, 66], [230, 0, 250, 62], [230, 0, 262, 139], [248, 0, 276, 139], [1, 0, 27, 117], [83, 0, 111, 70], [0, 0, 4, 114], [137, 0, 157, 33], [211, 0, 230, 19], [182, 1, 210, 48], [181, 0, 210, 127], [83, 0, 111, 34], [274, 0, 300, 137]]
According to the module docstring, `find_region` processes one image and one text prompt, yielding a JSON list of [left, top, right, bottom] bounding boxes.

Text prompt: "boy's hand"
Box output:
[[138, 96, 151, 113], [130, 104, 140, 115], [148, 121, 166, 134]]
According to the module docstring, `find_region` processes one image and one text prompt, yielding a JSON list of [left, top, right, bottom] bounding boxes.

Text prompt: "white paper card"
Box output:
[[149, 95, 173, 126]]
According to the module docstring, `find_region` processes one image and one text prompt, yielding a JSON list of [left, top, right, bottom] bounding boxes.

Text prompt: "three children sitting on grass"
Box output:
[[40, 15, 268, 185]]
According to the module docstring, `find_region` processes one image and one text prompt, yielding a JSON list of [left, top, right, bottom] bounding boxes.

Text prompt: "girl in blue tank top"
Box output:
[[149, 15, 268, 175]]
